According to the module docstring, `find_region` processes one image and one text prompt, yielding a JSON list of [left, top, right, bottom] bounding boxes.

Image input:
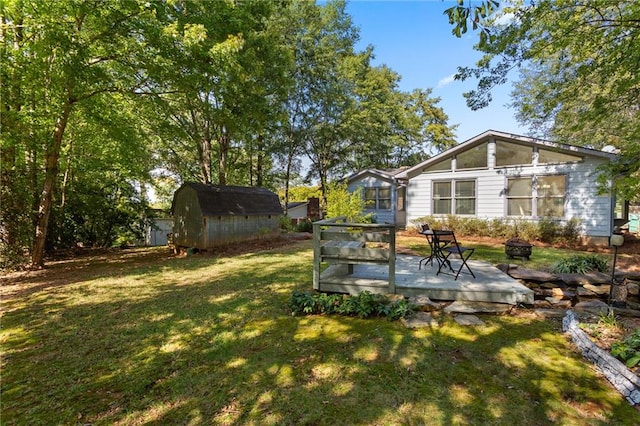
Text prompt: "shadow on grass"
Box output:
[[1, 242, 638, 425]]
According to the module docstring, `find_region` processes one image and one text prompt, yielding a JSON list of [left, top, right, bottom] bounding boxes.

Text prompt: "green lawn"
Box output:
[[1, 241, 638, 425]]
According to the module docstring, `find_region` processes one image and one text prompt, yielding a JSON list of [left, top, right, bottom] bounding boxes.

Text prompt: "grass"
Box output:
[[1, 241, 639, 425]]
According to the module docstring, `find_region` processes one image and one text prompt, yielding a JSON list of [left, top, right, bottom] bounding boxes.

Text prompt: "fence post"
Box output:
[[388, 224, 396, 294], [312, 221, 321, 290]]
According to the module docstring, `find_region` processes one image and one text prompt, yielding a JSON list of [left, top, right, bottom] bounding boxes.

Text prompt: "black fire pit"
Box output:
[[505, 238, 533, 260]]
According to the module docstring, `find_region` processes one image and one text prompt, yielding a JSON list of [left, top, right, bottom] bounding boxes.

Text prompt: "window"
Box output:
[[433, 181, 451, 215], [507, 175, 566, 217], [538, 148, 582, 164], [364, 187, 392, 210], [455, 181, 476, 214], [423, 157, 451, 173], [432, 180, 476, 215], [456, 143, 487, 169], [507, 178, 532, 216], [537, 175, 565, 217], [496, 140, 533, 166]]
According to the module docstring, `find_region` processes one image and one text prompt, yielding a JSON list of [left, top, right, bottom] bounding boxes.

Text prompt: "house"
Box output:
[[396, 130, 621, 244], [171, 183, 283, 250], [145, 217, 173, 246], [345, 168, 408, 227], [285, 197, 320, 224]]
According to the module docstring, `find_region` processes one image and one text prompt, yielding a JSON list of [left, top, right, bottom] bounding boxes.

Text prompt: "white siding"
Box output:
[[348, 175, 396, 224], [406, 155, 613, 237]]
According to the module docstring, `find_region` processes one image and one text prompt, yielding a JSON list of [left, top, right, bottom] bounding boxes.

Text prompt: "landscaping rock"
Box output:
[[574, 300, 610, 315], [454, 314, 484, 326], [536, 288, 574, 299], [533, 300, 553, 309], [545, 296, 563, 304], [533, 308, 567, 318], [611, 306, 640, 318], [407, 295, 441, 312], [545, 298, 572, 308], [577, 286, 597, 297], [402, 312, 438, 328], [386, 293, 406, 302], [444, 301, 512, 314], [627, 282, 639, 296], [582, 283, 610, 296], [540, 281, 565, 289], [507, 267, 558, 282], [557, 272, 611, 286]]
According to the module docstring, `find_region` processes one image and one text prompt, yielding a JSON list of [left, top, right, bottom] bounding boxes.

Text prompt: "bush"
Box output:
[[288, 290, 415, 321], [410, 215, 581, 245], [279, 216, 296, 232], [295, 219, 313, 233], [549, 254, 609, 274], [611, 329, 640, 368], [538, 217, 560, 243], [560, 217, 582, 246], [0, 243, 28, 272]]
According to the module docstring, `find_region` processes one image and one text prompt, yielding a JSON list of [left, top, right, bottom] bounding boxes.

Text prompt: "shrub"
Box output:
[[611, 329, 640, 368], [288, 290, 415, 321], [549, 254, 609, 274], [295, 219, 313, 233], [559, 217, 582, 247], [279, 216, 295, 232], [538, 217, 560, 243]]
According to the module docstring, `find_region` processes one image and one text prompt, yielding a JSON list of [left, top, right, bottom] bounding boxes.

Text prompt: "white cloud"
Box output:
[[437, 74, 456, 88]]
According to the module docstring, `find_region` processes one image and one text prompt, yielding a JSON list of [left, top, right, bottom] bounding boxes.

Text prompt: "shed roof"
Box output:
[[174, 183, 283, 216]]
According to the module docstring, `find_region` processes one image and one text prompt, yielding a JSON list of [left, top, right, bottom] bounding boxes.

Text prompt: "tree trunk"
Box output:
[[31, 100, 73, 268], [200, 137, 212, 184], [218, 127, 229, 186], [256, 135, 264, 188]]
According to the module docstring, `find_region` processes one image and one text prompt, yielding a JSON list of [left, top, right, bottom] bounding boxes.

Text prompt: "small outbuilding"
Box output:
[[171, 183, 283, 250]]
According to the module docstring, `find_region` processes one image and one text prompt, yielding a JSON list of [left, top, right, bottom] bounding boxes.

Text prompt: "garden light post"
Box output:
[[608, 232, 626, 308]]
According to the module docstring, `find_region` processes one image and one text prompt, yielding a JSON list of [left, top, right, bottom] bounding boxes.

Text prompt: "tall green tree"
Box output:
[[449, 0, 640, 200], [143, 0, 289, 187], [1, 0, 158, 267]]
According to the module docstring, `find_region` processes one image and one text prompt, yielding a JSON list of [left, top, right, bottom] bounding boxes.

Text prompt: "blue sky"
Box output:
[[345, 0, 525, 142]]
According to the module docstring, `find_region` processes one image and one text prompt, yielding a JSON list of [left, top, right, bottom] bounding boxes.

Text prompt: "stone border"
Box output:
[[562, 310, 640, 406]]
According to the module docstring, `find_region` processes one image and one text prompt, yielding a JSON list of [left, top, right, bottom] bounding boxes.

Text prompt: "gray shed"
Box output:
[[171, 183, 283, 250]]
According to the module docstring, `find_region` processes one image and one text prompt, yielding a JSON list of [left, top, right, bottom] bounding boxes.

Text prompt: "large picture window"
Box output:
[[496, 141, 533, 166], [507, 175, 566, 217], [432, 180, 476, 215], [456, 143, 487, 169], [364, 187, 392, 210]]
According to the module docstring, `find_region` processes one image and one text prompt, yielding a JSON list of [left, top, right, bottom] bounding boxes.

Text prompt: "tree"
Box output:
[[142, 0, 289, 187], [449, 0, 640, 200], [1, 0, 160, 267], [325, 181, 365, 222]]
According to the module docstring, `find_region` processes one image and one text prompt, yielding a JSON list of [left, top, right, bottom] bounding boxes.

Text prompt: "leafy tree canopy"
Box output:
[[448, 0, 640, 201]]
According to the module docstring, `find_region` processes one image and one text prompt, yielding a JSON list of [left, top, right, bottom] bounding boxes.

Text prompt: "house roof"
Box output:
[[287, 201, 307, 209], [399, 129, 617, 179], [345, 167, 409, 185], [173, 183, 283, 216]]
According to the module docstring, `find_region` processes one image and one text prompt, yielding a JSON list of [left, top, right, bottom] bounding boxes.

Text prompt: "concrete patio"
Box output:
[[319, 254, 534, 305]]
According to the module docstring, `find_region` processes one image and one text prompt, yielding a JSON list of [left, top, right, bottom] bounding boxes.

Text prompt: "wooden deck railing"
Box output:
[[312, 217, 396, 294]]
